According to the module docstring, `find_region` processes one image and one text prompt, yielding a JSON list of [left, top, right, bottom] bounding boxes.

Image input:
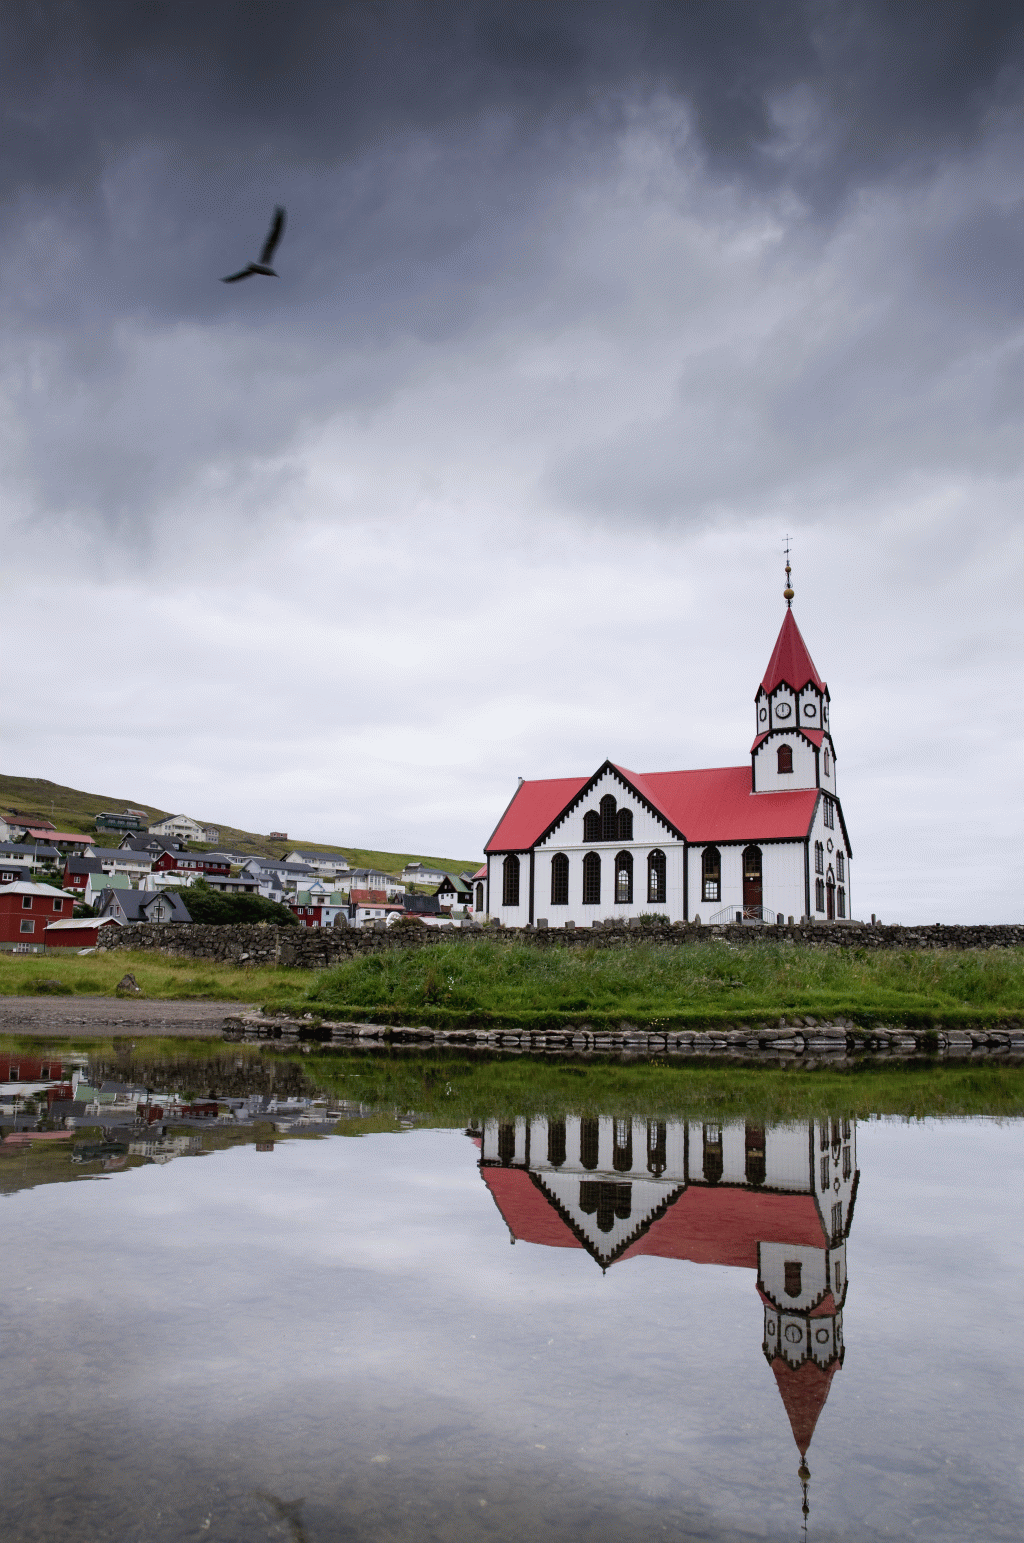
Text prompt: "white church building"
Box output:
[[483, 595, 851, 926]]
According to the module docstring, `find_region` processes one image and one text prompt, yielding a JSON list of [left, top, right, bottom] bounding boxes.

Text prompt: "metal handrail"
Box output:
[[708, 903, 777, 925]]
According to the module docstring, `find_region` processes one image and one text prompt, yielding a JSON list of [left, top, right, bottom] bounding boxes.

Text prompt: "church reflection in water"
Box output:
[[474, 1114, 858, 1524]]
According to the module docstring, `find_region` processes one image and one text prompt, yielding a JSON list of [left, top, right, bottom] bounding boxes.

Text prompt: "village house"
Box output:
[[435, 873, 473, 912], [240, 858, 317, 901], [84, 871, 132, 909], [401, 860, 448, 887], [95, 809, 148, 832], [484, 585, 851, 928], [200, 871, 261, 895], [284, 849, 352, 878], [19, 829, 95, 855], [344, 868, 405, 900], [98, 888, 192, 925], [287, 886, 349, 928], [0, 881, 74, 951], [117, 833, 186, 854], [0, 852, 35, 885], [148, 814, 220, 843], [63, 855, 105, 892], [151, 850, 231, 879], [100, 849, 155, 883], [0, 842, 62, 873], [44, 915, 123, 949]]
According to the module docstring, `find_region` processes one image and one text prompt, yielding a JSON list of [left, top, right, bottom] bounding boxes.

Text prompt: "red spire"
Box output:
[[761, 610, 826, 695], [770, 1356, 840, 1456]]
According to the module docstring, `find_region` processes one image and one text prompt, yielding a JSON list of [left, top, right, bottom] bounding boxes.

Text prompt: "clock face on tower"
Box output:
[[775, 702, 791, 719]]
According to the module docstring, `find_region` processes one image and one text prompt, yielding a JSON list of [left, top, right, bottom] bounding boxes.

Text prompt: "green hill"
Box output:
[[0, 774, 480, 879]]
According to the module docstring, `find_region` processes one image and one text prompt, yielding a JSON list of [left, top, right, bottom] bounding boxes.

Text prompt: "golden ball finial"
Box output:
[[784, 559, 794, 603]]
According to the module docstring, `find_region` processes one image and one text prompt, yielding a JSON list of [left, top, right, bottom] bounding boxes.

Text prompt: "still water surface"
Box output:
[[2, 1107, 1022, 1540]]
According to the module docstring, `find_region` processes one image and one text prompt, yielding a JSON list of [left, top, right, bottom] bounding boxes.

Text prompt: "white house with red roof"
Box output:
[[476, 1112, 857, 1519], [483, 598, 851, 925]]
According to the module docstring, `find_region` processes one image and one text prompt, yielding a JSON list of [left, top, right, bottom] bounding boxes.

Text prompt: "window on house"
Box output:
[[615, 851, 633, 904], [582, 810, 600, 842], [475, 883, 484, 911], [19, 920, 34, 933], [582, 851, 601, 905], [824, 798, 835, 829], [53, 899, 62, 910], [820, 1156, 830, 1189], [600, 794, 618, 841], [502, 855, 520, 907], [702, 846, 720, 902], [21, 895, 32, 909], [647, 850, 666, 904], [617, 808, 633, 840], [815, 841, 824, 874], [702, 1124, 723, 1185], [815, 878, 825, 911], [745, 1124, 766, 1187], [837, 886, 846, 918], [777, 744, 793, 774], [550, 852, 569, 905]]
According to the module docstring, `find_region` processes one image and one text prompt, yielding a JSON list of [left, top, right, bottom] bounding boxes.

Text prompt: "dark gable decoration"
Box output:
[[540, 760, 680, 849]]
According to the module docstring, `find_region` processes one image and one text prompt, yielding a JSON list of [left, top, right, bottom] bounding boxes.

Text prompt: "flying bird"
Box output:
[[222, 206, 286, 282]]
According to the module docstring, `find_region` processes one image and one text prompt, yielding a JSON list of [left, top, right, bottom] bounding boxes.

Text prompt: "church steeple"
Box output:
[[752, 564, 836, 798]]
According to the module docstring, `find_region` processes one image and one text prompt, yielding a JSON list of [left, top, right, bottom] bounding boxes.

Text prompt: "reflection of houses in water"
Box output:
[[477, 1115, 857, 1518]]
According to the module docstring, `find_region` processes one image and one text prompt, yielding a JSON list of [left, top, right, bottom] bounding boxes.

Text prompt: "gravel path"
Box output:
[[0, 997, 252, 1037]]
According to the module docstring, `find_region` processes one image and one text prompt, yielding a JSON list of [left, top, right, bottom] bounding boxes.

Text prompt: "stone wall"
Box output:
[[96, 916, 1024, 968]]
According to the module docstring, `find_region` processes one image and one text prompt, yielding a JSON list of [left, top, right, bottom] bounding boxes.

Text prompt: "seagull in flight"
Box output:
[[222, 206, 286, 282]]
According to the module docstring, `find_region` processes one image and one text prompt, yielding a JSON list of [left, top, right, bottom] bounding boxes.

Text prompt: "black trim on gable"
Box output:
[[483, 780, 529, 854], [533, 760, 684, 851]]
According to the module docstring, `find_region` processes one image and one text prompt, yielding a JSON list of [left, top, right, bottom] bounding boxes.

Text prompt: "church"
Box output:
[[483, 572, 851, 926]]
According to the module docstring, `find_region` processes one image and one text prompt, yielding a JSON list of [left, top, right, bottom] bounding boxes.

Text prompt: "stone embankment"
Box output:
[[97, 916, 1024, 967], [225, 1011, 1024, 1063]]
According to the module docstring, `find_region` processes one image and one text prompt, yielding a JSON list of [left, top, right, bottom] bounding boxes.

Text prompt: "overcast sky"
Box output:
[[3, 2, 1022, 920]]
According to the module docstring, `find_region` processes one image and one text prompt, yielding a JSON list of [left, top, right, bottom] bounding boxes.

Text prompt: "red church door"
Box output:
[[742, 845, 763, 916]]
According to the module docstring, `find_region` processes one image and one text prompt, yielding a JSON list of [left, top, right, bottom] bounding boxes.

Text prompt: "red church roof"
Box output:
[[481, 1167, 583, 1250], [761, 610, 826, 695], [770, 1356, 841, 1456], [486, 764, 819, 851], [619, 1187, 827, 1269]]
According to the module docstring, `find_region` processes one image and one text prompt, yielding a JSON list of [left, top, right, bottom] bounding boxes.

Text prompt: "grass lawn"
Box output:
[[302, 937, 1024, 1029], [2, 938, 1022, 1027]]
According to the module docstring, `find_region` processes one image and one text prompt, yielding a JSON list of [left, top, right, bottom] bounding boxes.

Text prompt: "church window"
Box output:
[[823, 747, 831, 775], [580, 1118, 600, 1170], [547, 1121, 566, 1167], [702, 1124, 723, 1185], [497, 1123, 516, 1166], [647, 850, 666, 904], [815, 878, 825, 911], [777, 744, 793, 774], [613, 1119, 633, 1172], [837, 885, 846, 918], [502, 854, 520, 907], [814, 841, 824, 874], [745, 1124, 766, 1187], [582, 851, 601, 905], [615, 851, 633, 904], [600, 794, 618, 841], [831, 1202, 843, 1241], [702, 846, 721, 903], [550, 853, 569, 906], [784, 1261, 803, 1298], [475, 883, 484, 911], [826, 869, 835, 920], [647, 1121, 667, 1176], [582, 810, 600, 842], [823, 798, 835, 830], [820, 1156, 830, 1189], [617, 807, 633, 840], [836, 851, 845, 881]]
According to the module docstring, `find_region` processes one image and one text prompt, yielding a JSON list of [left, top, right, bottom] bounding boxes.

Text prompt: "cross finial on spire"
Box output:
[[783, 536, 795, 608]]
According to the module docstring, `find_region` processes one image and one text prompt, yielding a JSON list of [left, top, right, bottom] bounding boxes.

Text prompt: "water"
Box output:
[[2, 1058, 1022, 1540]]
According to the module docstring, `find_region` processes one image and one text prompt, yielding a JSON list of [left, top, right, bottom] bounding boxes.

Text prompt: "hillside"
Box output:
[[0, 775, 480, 878]]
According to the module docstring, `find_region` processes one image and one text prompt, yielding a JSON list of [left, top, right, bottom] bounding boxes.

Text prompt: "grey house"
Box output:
[[98, 889, 192, 924]]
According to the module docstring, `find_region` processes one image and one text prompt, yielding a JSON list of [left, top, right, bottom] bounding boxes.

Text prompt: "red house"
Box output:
[[0, 882, 73, 948], [152, 850, 231, 877], [44, 916, 123, 949]]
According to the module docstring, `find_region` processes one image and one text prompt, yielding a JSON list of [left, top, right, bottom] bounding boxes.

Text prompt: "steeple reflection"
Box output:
[[475, 1114, 858, 1518]]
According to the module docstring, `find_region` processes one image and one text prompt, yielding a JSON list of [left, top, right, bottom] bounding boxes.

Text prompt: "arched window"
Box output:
[[745, 1124, 766, 1187], [547, 1120, 566, 1167], [615, 851, 633, 904], [815, 877, 825, 911], [613, 1119, 632, 1172], [837, 885, 846, 918], [823, 747, 831, 775], [826, 867, 835, 920], [742, 845, 762, 908], [579, 1181, 632, 1232], [582, 810, 600, 842], [777, 744, 793, 774], [836, 851, 845, 881], [502, 854, 520, 907], [580, 1118, 600, 1170], [600, 794, 618, 840], [702, 1124, 723, 1185], [582, 850, 601, 905], [498, 1123, 516, 1166], [647, 1121, 667, 1176], [550, 852, 569, 906], [784, 1261, 803, 1298], [475, 882, 484, 912], [617, 807, 633, 840], [647, 850, 666, 904], [814, 841, 824, 874], [702, 846, 721, 903]]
